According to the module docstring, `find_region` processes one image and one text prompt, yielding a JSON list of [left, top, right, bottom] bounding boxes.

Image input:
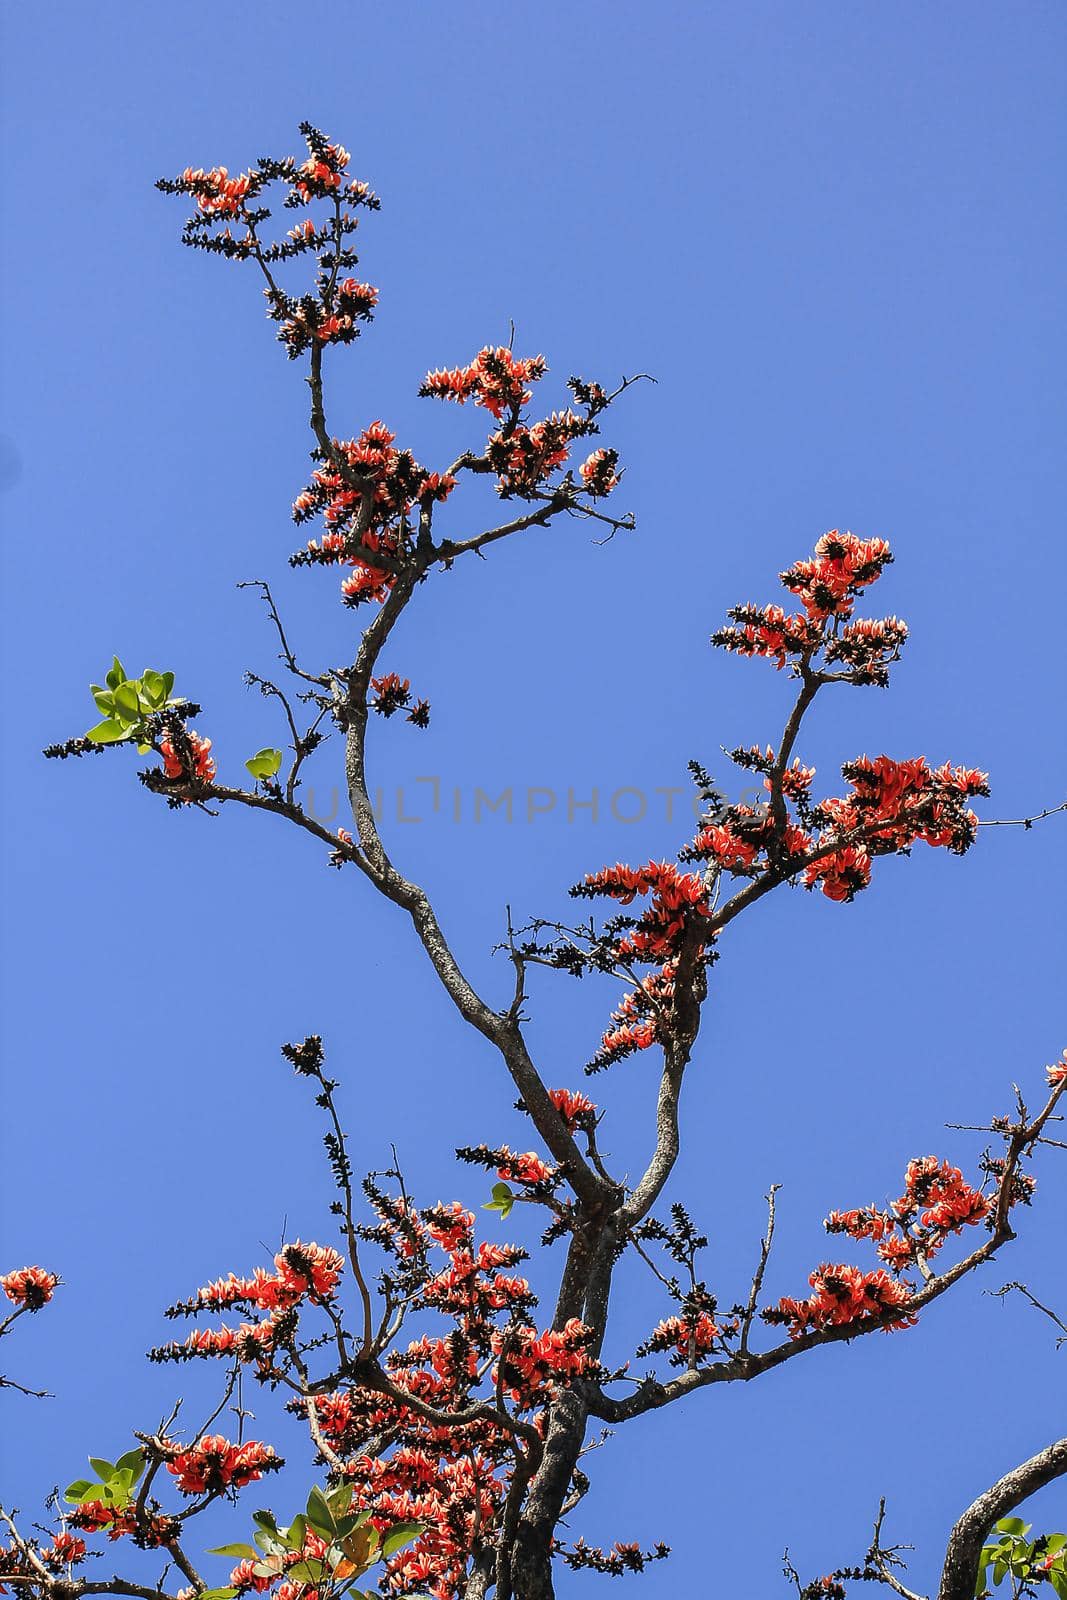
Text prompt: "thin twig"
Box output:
[[740, 1185, 780, 1357]]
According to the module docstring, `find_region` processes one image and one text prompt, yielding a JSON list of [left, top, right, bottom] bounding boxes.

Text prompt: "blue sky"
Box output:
[[1, 2, 1065, 1592]]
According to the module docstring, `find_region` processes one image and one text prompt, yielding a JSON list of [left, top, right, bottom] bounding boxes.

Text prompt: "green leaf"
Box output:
[[336, 1512, 369, 1538], [306, 1486, 337, 1536], [286, 1562, 325, 1586], [208, 1545, 259, 1560], [86, 718, 130, 745], [89, 1457, 116, 1481], [107, 1468, 135, 1503], [380, 1522, 426, 1559], [245, 748, 283, 781], [198, 1588, 239, 1599], [105, 658, 127, 690], [284, 1515, 307, 1550], [140, 670, 167, 707], [92, 689, 115, 715], [328, 1484, 355, 1516], [252, 1511, 279, 1532], [113, 682, 143, 722], [996, 1519, 1029, 1537], [483, 1180, 515, 1219], [63, 1479, 97, 1503]]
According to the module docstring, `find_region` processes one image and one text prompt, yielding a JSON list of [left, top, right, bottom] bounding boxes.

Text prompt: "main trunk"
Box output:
[[507, 1390, 589, 1600]]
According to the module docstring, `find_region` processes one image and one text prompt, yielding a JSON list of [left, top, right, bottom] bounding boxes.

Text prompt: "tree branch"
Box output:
[[590, 1077, 1066, 1422], [937, 1438, 1067, 1600]]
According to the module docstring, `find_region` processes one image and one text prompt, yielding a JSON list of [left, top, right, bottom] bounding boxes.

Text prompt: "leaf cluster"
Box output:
[[85, 659, 180, 749], [64, 1448, 146, 1510], [977, 1518, 1067, 1599], [206, 1483, 423, 1600]]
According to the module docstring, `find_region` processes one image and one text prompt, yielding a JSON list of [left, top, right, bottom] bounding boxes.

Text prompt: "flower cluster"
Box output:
[[176, 165, 259, 219], [571, 863, 711, 1070], [679, 748, 988, 904], [419, 346, 548, 419], [154, 1242, 344, 1367], [291, 422, 454, 606], [697, 541, 986, 898], [164, 1436, 281, 1496], [279, 277, 379, 356], [575, 862, 710, 954], [825, 1156, 991, 1274], [590, 965, 677, 1071], [495, 1148, 556, 1186], [764, 1148, 1024, 1339], [579, 447, 621, 496], [521, 538, 988, 1071], [492, 1317, 592, 1403], [712, 530, 906, 686], [559, 1539, 671, 1575], [638, 1287, 721, 1368], [160, 727, 216, 787], [159, 125, 628, 657], [484, 408, 594, 497], [158, 124, 381, 354], [67, 1504, 178, 1547], [762, 1263, 916, 1340], [369, 673, 430, 727], [713, 602, 822, 672], [803, 755, 989, 901], [1, 1530, 89, 1587], [39, 1533, 87, 1570], [144, 1099, 602, 1600], [1046, 1048, 1067, 1087], [456, 1142, 559, 1192], [1, 1266, 58, 1310], [420, 350, 616, 498], [292, 135, 353, 200], [547, 1086, 596, 1131], [780, 531, 893, 622], [295, 1185, 593, 1596]]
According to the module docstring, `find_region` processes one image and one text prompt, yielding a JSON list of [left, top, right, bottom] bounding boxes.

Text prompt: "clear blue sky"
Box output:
[[1, 3, 1065, 1592]]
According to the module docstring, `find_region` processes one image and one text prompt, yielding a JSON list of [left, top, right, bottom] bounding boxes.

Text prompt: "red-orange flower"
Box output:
[[165, 1435, 280, 1496], [549, 1087, 596, 1130], [0, 1267, 58, 1309], [160, 730, 215, 785]]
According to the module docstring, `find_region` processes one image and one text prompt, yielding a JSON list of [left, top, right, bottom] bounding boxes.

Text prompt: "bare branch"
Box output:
[[977, 798, 1067, 830], [237, 580, 329, 688], [740, 1185, 780, 1357], [0, 1375, 51, 1400], [988, 1281, 1067, 1346]]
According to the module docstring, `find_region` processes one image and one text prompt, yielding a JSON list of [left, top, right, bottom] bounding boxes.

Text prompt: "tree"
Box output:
[[4, 122, 1065, 1600]]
